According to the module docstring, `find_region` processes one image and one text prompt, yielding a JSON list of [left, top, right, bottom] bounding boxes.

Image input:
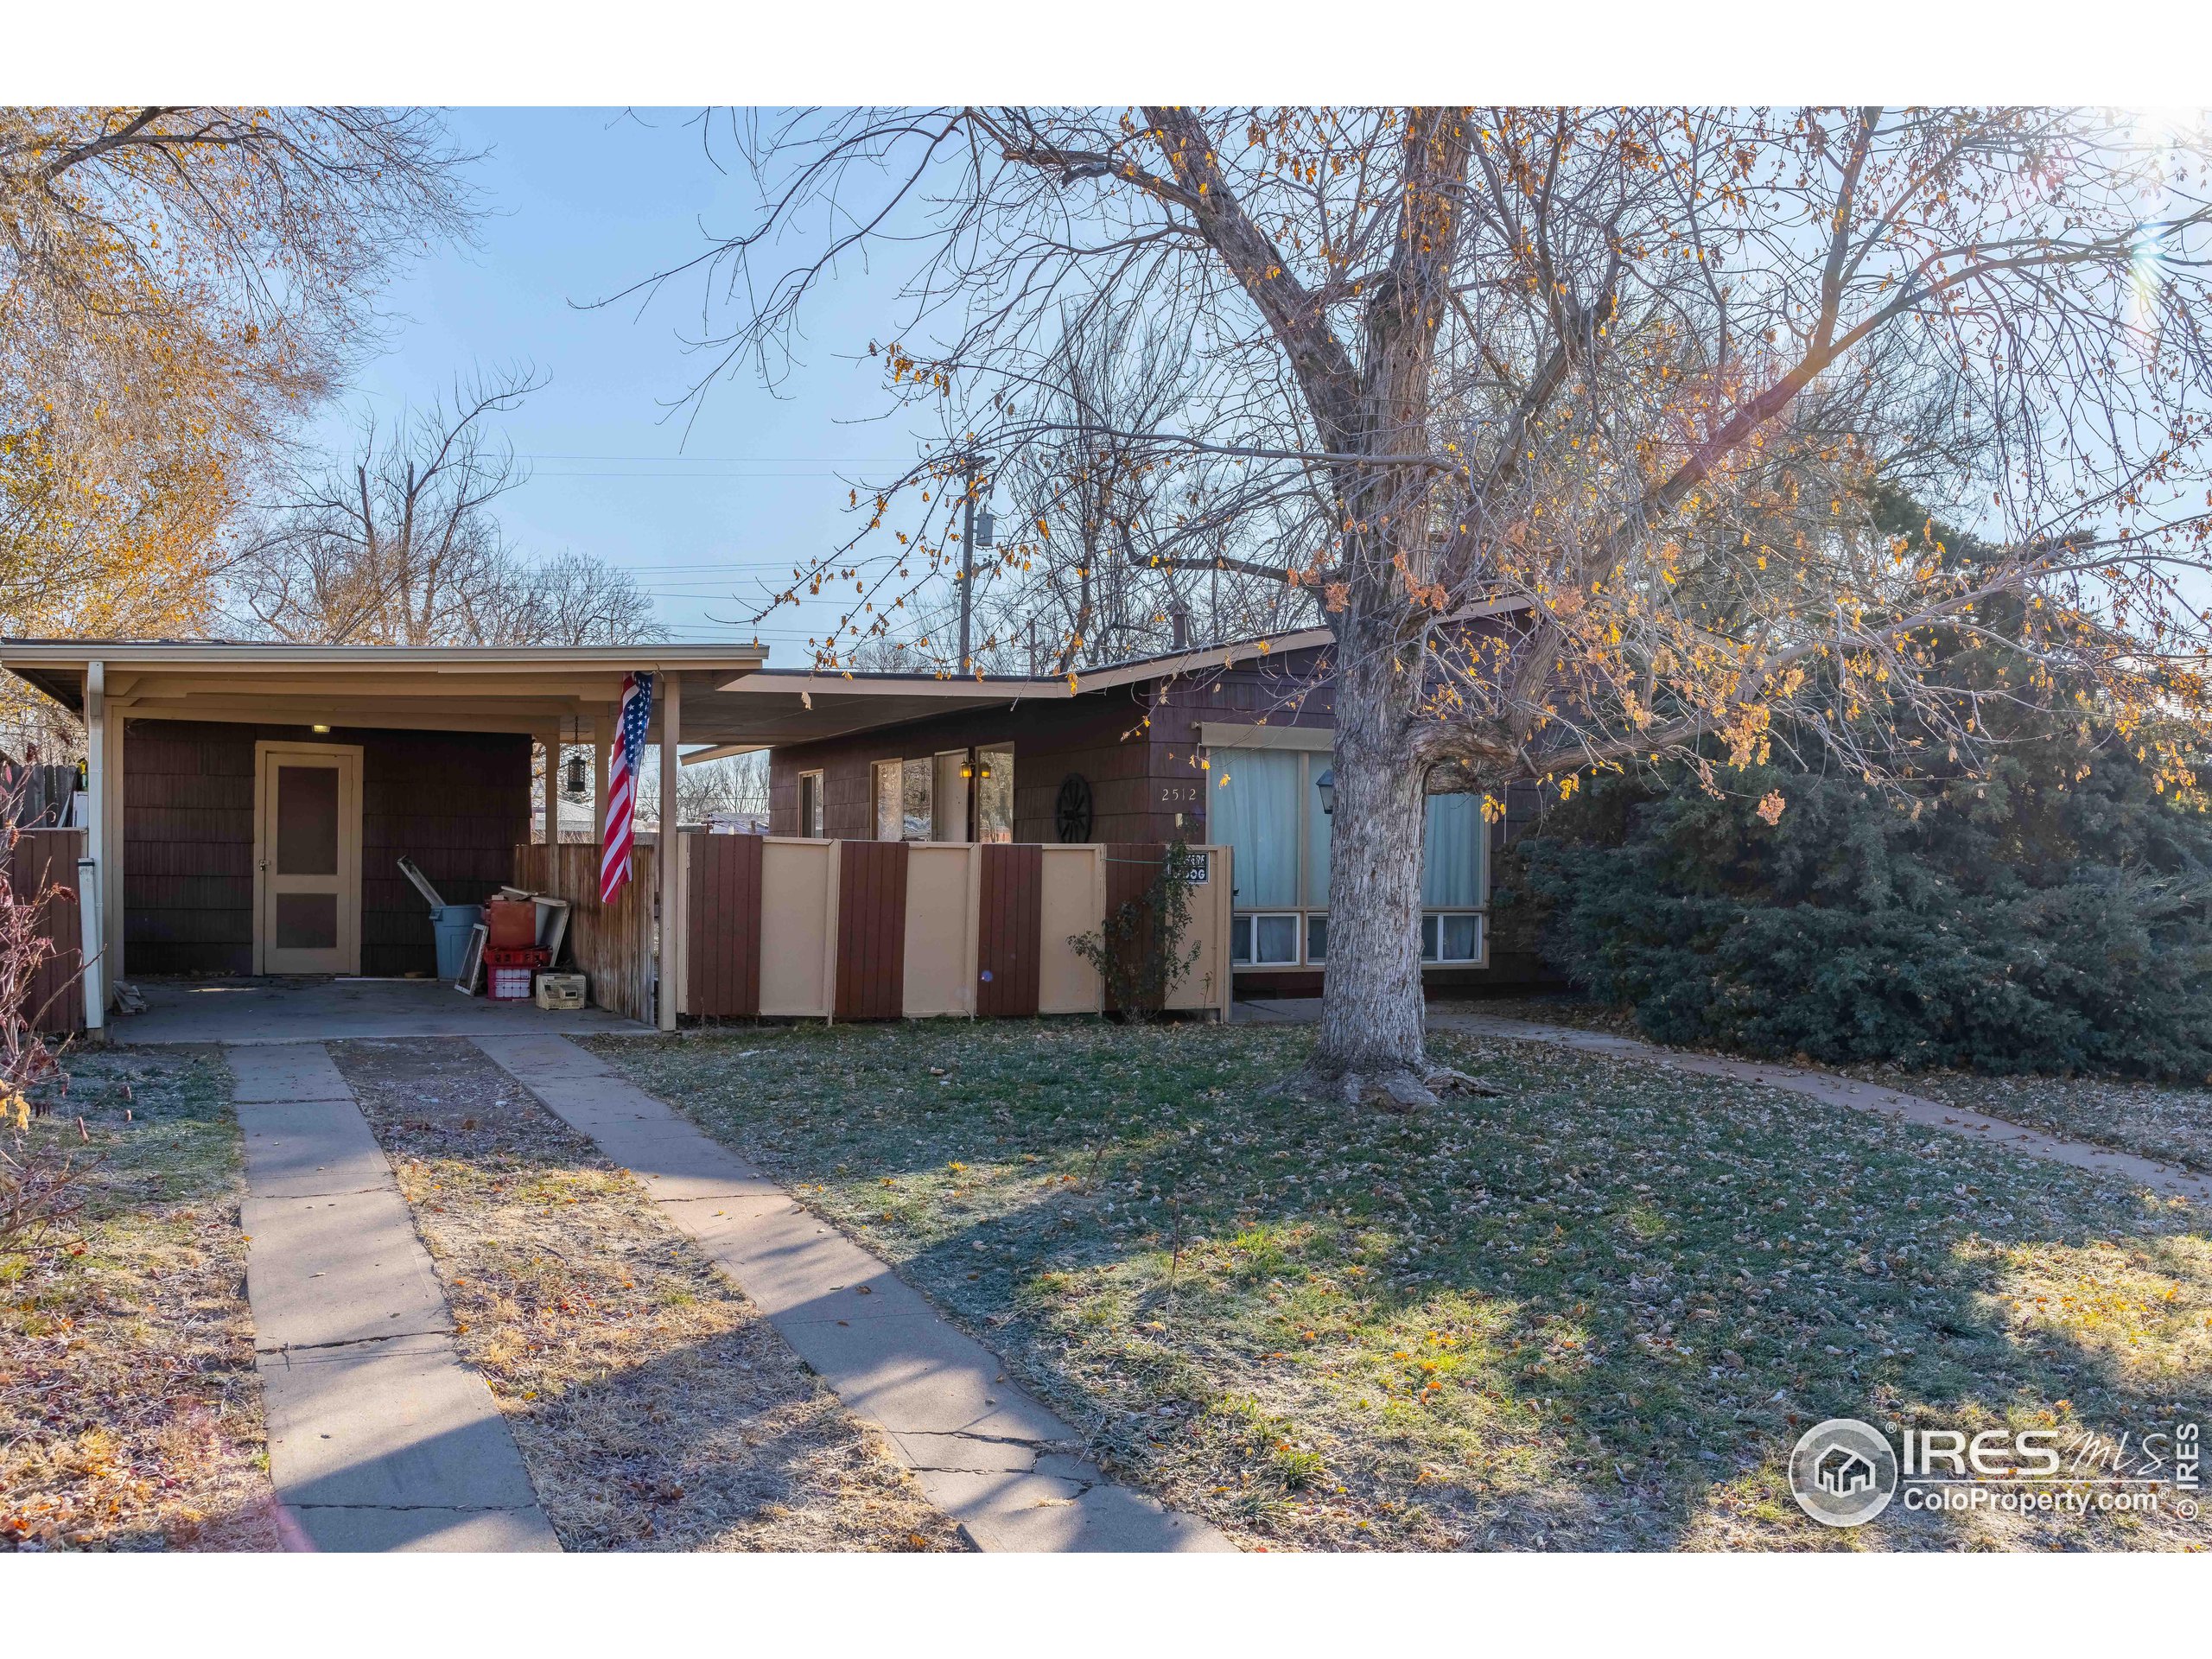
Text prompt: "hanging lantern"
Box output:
[[563, 748, 589, 801]]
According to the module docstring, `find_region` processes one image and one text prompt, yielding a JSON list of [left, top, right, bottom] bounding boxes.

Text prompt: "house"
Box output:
[[0, 620, 1535, 1032], [708, 617, 1536, 996]]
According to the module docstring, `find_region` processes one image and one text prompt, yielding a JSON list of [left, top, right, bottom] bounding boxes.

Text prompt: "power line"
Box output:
[[513, 454, 918, 462]]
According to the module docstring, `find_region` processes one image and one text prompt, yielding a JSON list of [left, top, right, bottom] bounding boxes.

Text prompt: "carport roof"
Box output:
[[0, 638, 773, 742]]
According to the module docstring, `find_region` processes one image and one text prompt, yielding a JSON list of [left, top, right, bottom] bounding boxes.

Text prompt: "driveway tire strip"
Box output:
[[474, 1033, 1232, 1553], [231, 1043, 561, 1552]]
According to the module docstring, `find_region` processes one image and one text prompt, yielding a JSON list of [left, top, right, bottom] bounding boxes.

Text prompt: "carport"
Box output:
[[0, 639, 782, 1035]]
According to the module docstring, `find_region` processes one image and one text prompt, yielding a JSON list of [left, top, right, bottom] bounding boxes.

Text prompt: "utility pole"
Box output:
[[959, 458, 976, 673], [957, 454, 992, 675]]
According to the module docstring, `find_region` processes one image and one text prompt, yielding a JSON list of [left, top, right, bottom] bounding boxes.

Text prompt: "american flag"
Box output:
[[600, 671, 654, 904]]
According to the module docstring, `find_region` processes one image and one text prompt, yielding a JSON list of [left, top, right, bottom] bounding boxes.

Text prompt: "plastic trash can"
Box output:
[[430, 904, 483, 981]]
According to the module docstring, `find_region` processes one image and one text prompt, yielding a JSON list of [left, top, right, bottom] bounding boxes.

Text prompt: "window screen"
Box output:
[[976, 748, 1014, 842], [874, 761, 900, 841], [276, 765, 340, 876], [901, 757, 932, 840]]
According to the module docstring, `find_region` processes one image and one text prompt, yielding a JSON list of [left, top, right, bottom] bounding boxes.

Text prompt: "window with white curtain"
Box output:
[[1421, 793, 1483, 907], [1213, 740, 1486, 967], [1213, 749, 1300, 908]]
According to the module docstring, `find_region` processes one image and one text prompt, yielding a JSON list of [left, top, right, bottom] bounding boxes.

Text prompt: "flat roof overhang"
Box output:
[[0, 629, 1350, 753], [671, 629, 1340, 759]]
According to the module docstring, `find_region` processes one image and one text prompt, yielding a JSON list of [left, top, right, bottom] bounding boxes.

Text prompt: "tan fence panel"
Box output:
[[1037, 844, 1105, 1015], [1168, 845, 1232, 1014], [759, 837, 834, 1017], [902, 844, 976, 1017]]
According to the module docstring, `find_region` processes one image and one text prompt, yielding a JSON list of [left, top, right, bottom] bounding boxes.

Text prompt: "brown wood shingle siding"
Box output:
[[833, 840, 907, 1020], [124, 721, 529, 977]]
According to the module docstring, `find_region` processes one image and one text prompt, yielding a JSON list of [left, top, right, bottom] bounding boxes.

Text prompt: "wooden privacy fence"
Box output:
[[512, 842, 657, 1023], [6, 828, 85, 1035], [684, 838, 1232, 1023]]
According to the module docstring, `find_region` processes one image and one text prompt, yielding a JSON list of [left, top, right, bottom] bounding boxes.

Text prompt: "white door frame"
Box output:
[[251, 741, 364, 976]]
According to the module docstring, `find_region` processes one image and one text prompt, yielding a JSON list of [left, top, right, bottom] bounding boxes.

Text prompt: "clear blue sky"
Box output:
[[315, 107, 938, 654]]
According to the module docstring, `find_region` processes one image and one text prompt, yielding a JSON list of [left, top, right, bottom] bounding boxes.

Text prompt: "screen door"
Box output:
[[257, 745, 362, 974]]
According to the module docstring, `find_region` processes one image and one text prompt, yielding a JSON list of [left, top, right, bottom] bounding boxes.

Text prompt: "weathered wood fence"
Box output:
[[683, 838, 1230, 1023], [6, 828, 85, 1035], [512, 842, 657, 1024]]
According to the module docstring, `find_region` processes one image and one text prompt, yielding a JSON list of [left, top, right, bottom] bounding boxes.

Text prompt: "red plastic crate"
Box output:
[[487, 964, 536, 1001]]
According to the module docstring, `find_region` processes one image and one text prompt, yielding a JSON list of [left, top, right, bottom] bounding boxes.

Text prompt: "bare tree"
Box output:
[[505, 550, 665, 646], [232, 366, 665, 646], [624, 106, 2212, 1104], [677, 752, 769, 824], [2, 105, 478, 749]]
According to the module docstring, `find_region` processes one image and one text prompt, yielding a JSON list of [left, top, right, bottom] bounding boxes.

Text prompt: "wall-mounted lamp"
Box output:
[[978, 761, 993, 780], [310, 723, 332, 734], [1315, 767, 1334, 816], [959, 760, 975, 780]]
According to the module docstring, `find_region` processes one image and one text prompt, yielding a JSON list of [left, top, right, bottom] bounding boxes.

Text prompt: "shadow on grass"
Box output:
[[597, 1018, 2212, 1552]]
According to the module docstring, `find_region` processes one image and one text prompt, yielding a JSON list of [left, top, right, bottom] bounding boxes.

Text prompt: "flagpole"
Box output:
[[657, 672, 682, 1033]]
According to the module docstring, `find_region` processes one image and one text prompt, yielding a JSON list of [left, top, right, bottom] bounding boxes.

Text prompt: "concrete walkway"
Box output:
[[474, 1033, 1232, 1553], [1236, 998, 2212, 1205], [232, 1044, 561, 1551], [123, 977, 650, 1046]]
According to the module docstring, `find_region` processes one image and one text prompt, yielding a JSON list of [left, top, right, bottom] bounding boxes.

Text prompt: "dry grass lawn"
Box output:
[[1, 1046, 280, 1552], [596, 1019, 2212, 1553], [330, 1038, 963, 1552]]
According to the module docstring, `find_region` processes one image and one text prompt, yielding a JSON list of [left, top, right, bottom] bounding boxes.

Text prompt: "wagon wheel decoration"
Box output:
[[1055, 773, 1094, 842]]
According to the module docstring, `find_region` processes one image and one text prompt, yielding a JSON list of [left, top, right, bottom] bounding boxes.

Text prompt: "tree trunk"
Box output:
[[1306, 641, 1433, 1103]]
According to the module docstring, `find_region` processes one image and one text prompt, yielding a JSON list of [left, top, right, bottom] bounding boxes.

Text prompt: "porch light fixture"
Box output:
[[310, 723, 331, 734], [960, 760, 975, 779], [563, 748, 589, 800], [978, 760, 993, 780], [1315, 767, 1334, 816]]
